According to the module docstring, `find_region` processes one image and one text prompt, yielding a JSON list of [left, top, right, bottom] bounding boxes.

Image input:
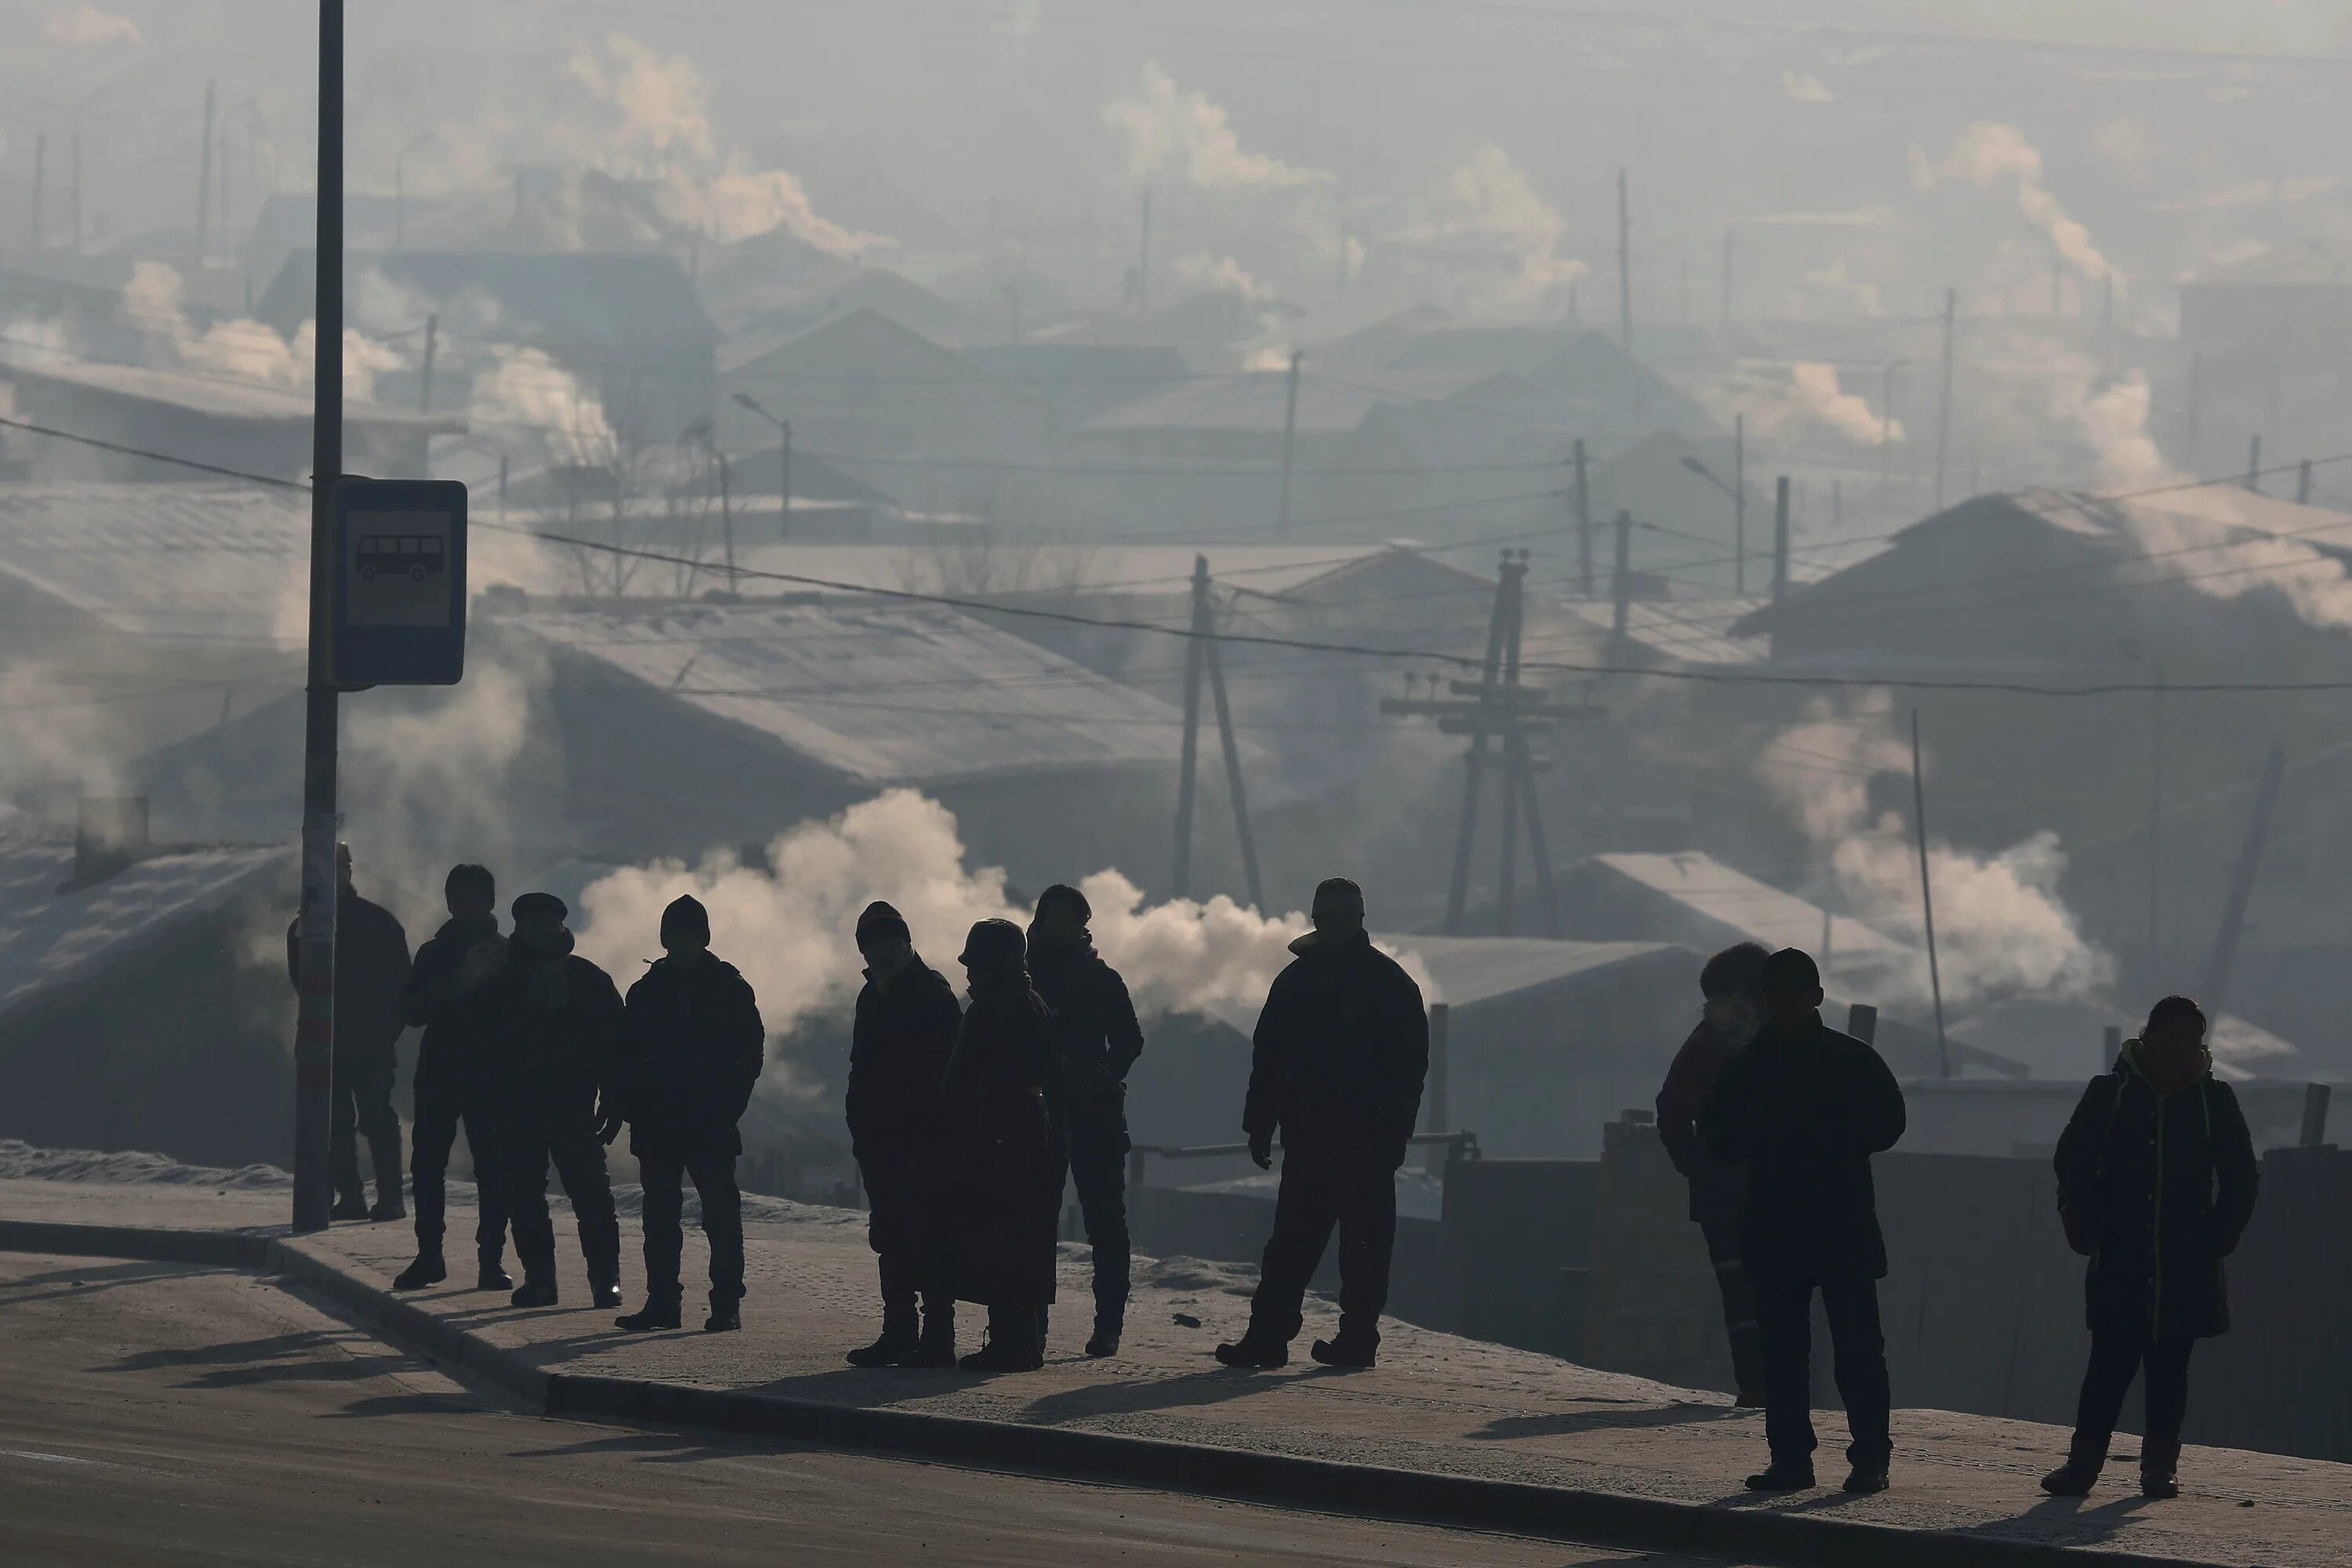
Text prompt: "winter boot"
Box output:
[[905, 1295, 957, 1368], [960, 1305, 1045, 1372], [510, 1276, 558, 1308], [1033, 1305, 1051, 1361], [1842, 1462, 1891, 1494], [1085, 1304, 1124, 1359], [391, 1251, 447, 1291], [2040, 1432, 2111, 1497], [1214, 1329, 1289, 1369], [846, 1299, 918, 1367], [704, 1294, 742, 1334], [369, 1139, 405, 1221], [2140, 1435, 2182, 1500], [590, 1279, 624, 1311], [1310, 1333, 1377, 1370], [1744, 1461, 1817, 1492], [615, 1298, 683, 1333], [477, 1254, 514, 1292], [331, 1188, 371, 1222]]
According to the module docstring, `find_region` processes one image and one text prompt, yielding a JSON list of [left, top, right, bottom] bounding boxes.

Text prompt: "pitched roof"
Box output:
[[259, 249, 722, 350], [0, 358, 459, 432], [510, 600, 1189, 786], [0, 837, 285, 1026]]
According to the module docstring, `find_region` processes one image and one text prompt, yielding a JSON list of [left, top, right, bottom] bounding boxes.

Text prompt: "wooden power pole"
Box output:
[[1170, 556, 1264, 906]]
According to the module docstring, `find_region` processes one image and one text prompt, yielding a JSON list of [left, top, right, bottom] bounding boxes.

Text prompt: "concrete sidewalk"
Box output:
[[2, 1172, 2344, 1568]]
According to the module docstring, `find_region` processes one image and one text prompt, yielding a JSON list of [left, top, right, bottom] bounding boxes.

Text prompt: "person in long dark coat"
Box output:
[[394, 862, 511, 1292], [285, 844, 411, 1221], [1655, 941, 1770, 1405], [1217, 877, 1428, 1372], [1700, 947, 1907, 1496], [478, 891, 626, 1309], [615, 895, 765, 1334], [1028, 883, 1145, 1358], [844, 901, 964, 1368], [940, 917, 1058, 1373], [2041, 995, 2259, 1501]]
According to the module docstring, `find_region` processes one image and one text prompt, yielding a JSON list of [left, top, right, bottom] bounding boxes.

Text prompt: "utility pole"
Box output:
[[2202, 744, 2286, 1019], [28, 133, 44, 252], [1573, 438, 1593, 597], [1616, 169, 1633, 355], [198, 79, 217, 265], [1733, 415, 1747, 595], [716, 447, 738, 591], [1276, 349, 1303, 537], [1389, 551, 1586, 935], [2245, 434, 2263, 492], [1911, 710, 1950, 1077], [292, 0, 344, 1236], [1611, 510, 1633, 648], [1933, 287, 1956, 511], [779, 420, 793, 541], [1772, 475, 1791, 604], [1169, 556, 1261, 905], [417, 313, 437, 413], [1138, 187, 1152, 316]]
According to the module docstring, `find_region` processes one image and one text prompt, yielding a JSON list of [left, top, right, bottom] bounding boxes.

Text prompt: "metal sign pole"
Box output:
[[292, 0, 343, 1232]]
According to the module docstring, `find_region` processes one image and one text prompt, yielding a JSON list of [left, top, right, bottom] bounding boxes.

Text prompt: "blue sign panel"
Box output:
[[330, 478, 467, 688]]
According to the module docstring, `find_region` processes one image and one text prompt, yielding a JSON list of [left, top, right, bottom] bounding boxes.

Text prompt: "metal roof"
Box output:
[[0, 359, 459, 430], [0, 836, 285, 1025], [510, 600, 1190, 786], [1579, 851, 1913, 959]]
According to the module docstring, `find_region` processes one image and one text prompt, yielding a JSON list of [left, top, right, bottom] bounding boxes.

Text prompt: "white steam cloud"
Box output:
[[468, 344, 617, 464], [572, 790, 1432, 1062], [1912, 122, 2117, 288], [125, 262, 401, 403], [45, 4, 140, 45], [1409, 142, 1586, 314], [1701, 361, 1899, 448], [1103, 62, 1332, 191], [1781, 71, 1834, 103], [1759, 702, 2111, 1010]]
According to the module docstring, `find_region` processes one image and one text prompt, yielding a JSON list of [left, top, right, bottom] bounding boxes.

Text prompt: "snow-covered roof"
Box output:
[[0, 836, 285, 1024], [0, 358, 459, 431], [1578, 851, 1913, 960], [1080, 368, 1477, 437], [0, 483, 312, 644], [510, 600, 1190, 787]]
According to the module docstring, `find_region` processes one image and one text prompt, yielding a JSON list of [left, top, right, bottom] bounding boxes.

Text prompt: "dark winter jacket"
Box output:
[[620, 954, 765, 1158], [844, 956, 962, 1169], [1700, 1013, 1907, 1280], [2054, 1041, 2259, 1341], [1243, 930, 1428, 1167], [941, 976, 1060, 1308], [475, 932, 625, 1117], [1657, 1018, 1750, 1229], [401, 915, 505, 1093], [1028, 937, 1143, 1123], [285, 891, 412, 1061]]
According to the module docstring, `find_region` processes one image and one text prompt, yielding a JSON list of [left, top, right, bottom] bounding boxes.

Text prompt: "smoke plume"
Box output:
[[45, 4, 139, 45], [1701, 361, 1898, 448], [125, 263, 401, 404], [1912, 122, 2117, 289], [1103, 63, 1332, 191]]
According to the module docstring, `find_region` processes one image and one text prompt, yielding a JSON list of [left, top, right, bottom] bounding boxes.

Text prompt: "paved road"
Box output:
[[0, 1253, 1725, 1567]]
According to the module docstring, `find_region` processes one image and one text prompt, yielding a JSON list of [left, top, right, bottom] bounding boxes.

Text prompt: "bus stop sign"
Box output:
[[330, 477, 467, 688]]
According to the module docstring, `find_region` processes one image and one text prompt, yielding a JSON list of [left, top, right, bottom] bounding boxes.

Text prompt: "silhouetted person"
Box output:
[[1028, 884, 1144, 1359], [1218, 877, 1427, 1371], [615, 895, 765, 1335], [941, 917, 1058, 1373], [844, 901, 963, 1368], [286, 843, 411, 1222], [394, 863, 512, 1292], [480, 891, 626, 1310], [1700, 947, 1905, 1494], [2041, 996, 2258, 1501], [1656, 941, 1771, 1405]]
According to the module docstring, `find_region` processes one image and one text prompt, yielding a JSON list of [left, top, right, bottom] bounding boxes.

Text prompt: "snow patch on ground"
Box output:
[[0, 1139, 292, 1190]]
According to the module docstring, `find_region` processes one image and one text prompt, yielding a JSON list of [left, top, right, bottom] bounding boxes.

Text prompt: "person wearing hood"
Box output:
[[1655, 941, 1771, 1406], [1216, 878, 1427, 1372], [1700, 947, 1906, 1497], [2041, 995, 2259, 1501], [285, 844, 412, 1222], [393, 863, 512, 1293], [940, 917, 1059, 1373], [614, 895, 766, 1335], [479, 891, 627, 1309], [1027, 883, 1145, 1359], [844, 901, 963, 1368]]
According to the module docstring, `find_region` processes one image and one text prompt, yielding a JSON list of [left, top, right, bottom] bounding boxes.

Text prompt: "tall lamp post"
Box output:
[[732, 392, 792, 541]]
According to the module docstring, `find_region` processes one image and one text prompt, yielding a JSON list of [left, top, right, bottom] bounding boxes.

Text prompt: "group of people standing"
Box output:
[[291, 851, 764, 1329], [1658, 942, 2260, 1500]]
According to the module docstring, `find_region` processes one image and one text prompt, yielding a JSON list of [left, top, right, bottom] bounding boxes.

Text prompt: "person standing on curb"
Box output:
[[1027, 884, 1145, 1359], [394, 863, 512, 1292], [481, 892, 626, 1310], [1216, 877, 1427, 1372], [2041, 995, 2258, 1501], [1655, 942, 1771, 1406], [285, 844, 411, 1222], [941, 918, 1059, 1373], [615, 895, 765, 1335], [844, 901, 964, 1368], [1701, 947, 1905, 1496]]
